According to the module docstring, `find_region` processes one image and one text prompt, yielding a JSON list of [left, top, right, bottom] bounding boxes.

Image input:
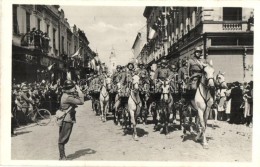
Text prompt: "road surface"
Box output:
[[12, 101, 252, 161]]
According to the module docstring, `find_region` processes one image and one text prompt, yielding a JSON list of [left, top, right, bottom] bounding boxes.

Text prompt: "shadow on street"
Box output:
[[12, 131, 32, 137], [67, 148, 96, 160], [123, 127, 149, 137]]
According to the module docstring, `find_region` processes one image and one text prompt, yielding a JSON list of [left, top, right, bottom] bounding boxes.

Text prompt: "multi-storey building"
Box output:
[[143, 7, 254, 82], [12, 5, 95, 83], [132, 26, 147, 64]]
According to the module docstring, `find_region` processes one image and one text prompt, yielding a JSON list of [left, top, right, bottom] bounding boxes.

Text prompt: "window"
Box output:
[[62, 36, 64, 53], [13, 5, 18, 34], [53, 28, 56, 49], [47, 24, 49, 35], [37, 19, 41, 30], [26, 12, 30, 33], [223, 7, 242, 21]]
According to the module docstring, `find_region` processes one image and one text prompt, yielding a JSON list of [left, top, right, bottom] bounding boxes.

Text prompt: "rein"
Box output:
[[100, 81, 110, 99], [197, 76, 214, 113]]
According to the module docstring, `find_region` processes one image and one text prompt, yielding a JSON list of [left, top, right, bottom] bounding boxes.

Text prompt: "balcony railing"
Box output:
[[222, 23, 242, 31]]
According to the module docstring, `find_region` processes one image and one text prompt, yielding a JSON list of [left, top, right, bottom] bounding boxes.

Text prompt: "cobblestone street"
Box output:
[[12, 101, 252, 161]]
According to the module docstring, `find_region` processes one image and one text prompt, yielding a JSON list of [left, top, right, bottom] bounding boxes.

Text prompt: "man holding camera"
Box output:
[[58, 80, 84, 160]]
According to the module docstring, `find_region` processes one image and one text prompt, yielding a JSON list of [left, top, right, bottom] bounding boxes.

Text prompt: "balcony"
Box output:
[[203, 20, 248, 33], [20, 30, 50, 53]]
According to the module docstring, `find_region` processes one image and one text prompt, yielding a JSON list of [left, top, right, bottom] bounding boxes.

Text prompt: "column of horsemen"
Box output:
[[83, 47, 227, 138]]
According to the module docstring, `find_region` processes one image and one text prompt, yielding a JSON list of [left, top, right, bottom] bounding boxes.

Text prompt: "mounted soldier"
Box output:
[[136, 61, 150, 85], [168, 64, 179, 95], [126, 62, 135, 88], [186, 46, 207, 100], [178, 58, 189, 97], [153, 57, 171, 89]]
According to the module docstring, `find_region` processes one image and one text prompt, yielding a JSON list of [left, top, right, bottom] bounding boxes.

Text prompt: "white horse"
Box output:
[[212, 72, 227, 128], [191, 61, 215, 149], [99, 76, 112, 122], [128, 74, 142, 140]]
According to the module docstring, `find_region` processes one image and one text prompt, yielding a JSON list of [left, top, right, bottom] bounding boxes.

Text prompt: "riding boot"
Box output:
[[59, 144, 67, 160]]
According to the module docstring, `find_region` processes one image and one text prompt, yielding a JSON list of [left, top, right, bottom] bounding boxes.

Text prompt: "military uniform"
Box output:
[[185, 47, 207, 100], [136, 68, 150, 85], [58, 81, 84, 160], [153, 67, 171, 81], [169, 70, 178, 93], [153, 58, 171, 94], [20, 87, 34, 115]]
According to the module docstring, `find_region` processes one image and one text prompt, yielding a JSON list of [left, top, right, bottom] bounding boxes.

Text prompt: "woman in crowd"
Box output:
[[243, 81, 253, 127], [224, 83, 232, 122]]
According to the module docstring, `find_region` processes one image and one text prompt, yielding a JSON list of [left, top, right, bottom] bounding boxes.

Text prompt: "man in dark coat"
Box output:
[[227, 81, 243, 124], [58, 80, 84, 160]]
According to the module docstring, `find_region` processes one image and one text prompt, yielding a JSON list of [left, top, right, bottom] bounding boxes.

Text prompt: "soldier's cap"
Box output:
[[194, 47, 202, 53], [127, 63, 134, 69], [233, 81, 240, 86], [63, 80, 75, 90]]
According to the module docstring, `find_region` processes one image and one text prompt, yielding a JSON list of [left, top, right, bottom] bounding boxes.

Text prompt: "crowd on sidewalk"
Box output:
[[212, 81, 253, 127], [11, 79, 62, 136]]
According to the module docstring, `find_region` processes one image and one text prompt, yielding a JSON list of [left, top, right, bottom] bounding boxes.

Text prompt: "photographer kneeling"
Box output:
[[58, 80, 84, 160]]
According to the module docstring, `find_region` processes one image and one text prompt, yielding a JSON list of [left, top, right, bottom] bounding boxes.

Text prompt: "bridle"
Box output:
[[100, 78, 111, 99], [196, 66, 215, 113]]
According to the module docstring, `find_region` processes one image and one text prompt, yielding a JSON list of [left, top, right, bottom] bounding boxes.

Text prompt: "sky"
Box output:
[[61, 6, 146, 66]]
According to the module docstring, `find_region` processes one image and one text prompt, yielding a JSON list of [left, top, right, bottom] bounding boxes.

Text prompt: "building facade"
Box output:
[[142, 7, 254, 83], [12, 5, 96, 83]]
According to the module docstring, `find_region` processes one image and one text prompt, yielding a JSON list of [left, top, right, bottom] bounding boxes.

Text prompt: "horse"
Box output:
[[99, 76, 112, 122], [211, 72, 228, 127], [190, 61, 215, 149], [128, 74, 142, 140], [139, 80, 150, 124], [159, 79, 174, 136]]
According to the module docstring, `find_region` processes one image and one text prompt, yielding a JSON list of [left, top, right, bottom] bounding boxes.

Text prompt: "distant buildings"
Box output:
[[135, 7, 254, 82], [12, 5, 99, 83]]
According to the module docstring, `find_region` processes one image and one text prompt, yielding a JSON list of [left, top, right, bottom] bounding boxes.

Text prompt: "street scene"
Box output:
[[12, 101, 252, 161], [11, 5, 254, 162]]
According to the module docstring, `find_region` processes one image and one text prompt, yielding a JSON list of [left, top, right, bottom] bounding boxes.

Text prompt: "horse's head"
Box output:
[[116, 82, 122, 92], [132, 74, 140, 90], [104, 77, 112, 90], [202, 60, 215, 97], [202, 60, 215, 88], [216, 71, 227, 89], [161, 81, 171, 101]]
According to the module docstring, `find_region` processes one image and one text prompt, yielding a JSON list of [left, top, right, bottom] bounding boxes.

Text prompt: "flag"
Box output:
[[71, 47, 81, 58], [48, 63, 55, 71], [148, 27, 156, 40]]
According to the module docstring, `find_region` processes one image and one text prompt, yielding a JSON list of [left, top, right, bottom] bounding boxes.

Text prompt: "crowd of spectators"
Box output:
[[214, 81, 253, 127], [11, 79, 62, 136]]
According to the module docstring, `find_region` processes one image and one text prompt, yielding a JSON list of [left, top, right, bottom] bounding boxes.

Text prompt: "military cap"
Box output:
[[63, 80, 75, 90]]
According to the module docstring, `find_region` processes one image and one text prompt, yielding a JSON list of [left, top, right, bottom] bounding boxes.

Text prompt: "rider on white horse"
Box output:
[[186, 46, 208, 100]]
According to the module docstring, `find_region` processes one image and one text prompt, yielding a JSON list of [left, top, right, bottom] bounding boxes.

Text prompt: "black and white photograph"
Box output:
[[1, 0, 260, 166]]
